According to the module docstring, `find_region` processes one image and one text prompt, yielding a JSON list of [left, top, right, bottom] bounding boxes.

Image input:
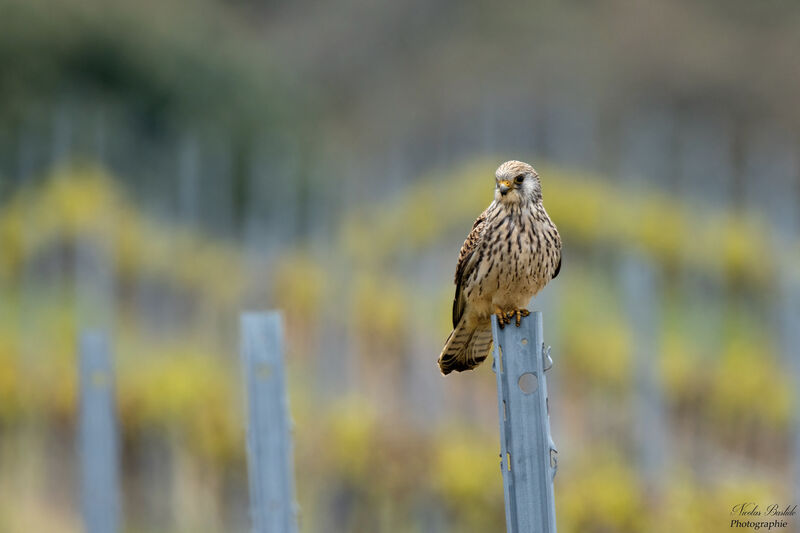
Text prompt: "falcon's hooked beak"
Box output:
[[498, 180, 512, 196]]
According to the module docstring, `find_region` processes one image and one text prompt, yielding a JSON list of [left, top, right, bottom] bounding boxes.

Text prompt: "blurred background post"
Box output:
[[240, 312, 298, 533], [78, 331, 119, 533], [0, 1, 798, 532]]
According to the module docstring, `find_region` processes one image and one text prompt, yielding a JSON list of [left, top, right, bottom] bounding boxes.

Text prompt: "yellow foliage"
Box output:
[[0, 165, 246, 311], [651, 475, 712, 533], [37, 169, 121, 237], [0, 286, 243, 461], [0, 202, 24, 282], [272, 252, 327, 317], [646, 472, 784, 533], [431, 428, 504, 531], [325, 395, 378, 481], [708, 337, 792, 430], [352, 273, 409, 341], [0, 297, 80, 420], [0, 168, 120, 275], [117, 344, 241, 461], [340, 158, 493, 265], [660, 330, 698, 400], [432, 430, 498, 505], [0, 334, 20, 421], [719, 216, 773, 285], [560, 272, 632, 390], [557, 451, 643, 533]]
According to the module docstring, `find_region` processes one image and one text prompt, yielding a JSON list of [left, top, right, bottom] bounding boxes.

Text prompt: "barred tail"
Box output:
[[437, 318, 493, 375]]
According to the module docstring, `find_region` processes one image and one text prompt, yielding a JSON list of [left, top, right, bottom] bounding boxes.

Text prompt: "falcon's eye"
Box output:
[[514, 174, 525, 184]]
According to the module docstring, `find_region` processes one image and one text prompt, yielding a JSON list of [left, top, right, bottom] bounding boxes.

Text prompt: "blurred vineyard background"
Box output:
[[1, 0, 800, 532]]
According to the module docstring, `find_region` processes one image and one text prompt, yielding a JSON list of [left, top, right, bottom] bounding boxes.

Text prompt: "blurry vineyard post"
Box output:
[[491, 312, 558, 533], [621, 252, 666, 496], [78, 330, 120, 533], [240, 312, 299, 533]]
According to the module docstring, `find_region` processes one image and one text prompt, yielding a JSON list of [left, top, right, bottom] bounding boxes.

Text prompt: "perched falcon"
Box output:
[[438, 160, 562, 375]]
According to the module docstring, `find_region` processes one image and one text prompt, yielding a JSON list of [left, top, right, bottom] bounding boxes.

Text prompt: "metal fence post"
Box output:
[[79, 330, 120, 533], [492, 311, 558, 533], [240, 312, 299, 533]]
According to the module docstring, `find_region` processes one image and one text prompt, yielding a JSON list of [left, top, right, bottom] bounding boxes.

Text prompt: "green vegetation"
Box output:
[[0, 0, 295, 131]]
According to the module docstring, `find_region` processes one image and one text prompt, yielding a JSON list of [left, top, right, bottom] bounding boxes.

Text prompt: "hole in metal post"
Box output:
[[507, 452, 512, 471], [503, 400, 507, 421], [518, 372, 538, 394], [521, 338, 528, 345], [498, 346, 503, 373]]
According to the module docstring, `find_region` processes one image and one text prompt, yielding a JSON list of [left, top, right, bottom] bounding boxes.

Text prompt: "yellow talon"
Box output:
[[494, 306, 507, 329], [507, 308, 530, 327]]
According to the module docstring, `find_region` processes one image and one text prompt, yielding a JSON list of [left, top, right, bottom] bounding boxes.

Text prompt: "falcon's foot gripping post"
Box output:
[[494, 306, 510, 329], [506, 308, 530, 327]]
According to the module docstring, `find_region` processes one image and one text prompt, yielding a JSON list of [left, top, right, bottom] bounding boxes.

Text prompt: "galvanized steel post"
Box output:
[[240, 312, 299, 533], [79, 330, 120, 533], [492, 311, 557, 533]]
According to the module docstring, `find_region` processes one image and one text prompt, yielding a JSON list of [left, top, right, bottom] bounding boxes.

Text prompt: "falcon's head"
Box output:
[[494, 160, 542, 205]]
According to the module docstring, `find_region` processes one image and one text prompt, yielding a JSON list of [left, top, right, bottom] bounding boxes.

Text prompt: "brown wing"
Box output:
[[551, 224, 562, 280], [452, 210, 488, 328]]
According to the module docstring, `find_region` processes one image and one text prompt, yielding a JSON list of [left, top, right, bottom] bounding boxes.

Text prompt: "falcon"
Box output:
[[438, 160, 562, 375]]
